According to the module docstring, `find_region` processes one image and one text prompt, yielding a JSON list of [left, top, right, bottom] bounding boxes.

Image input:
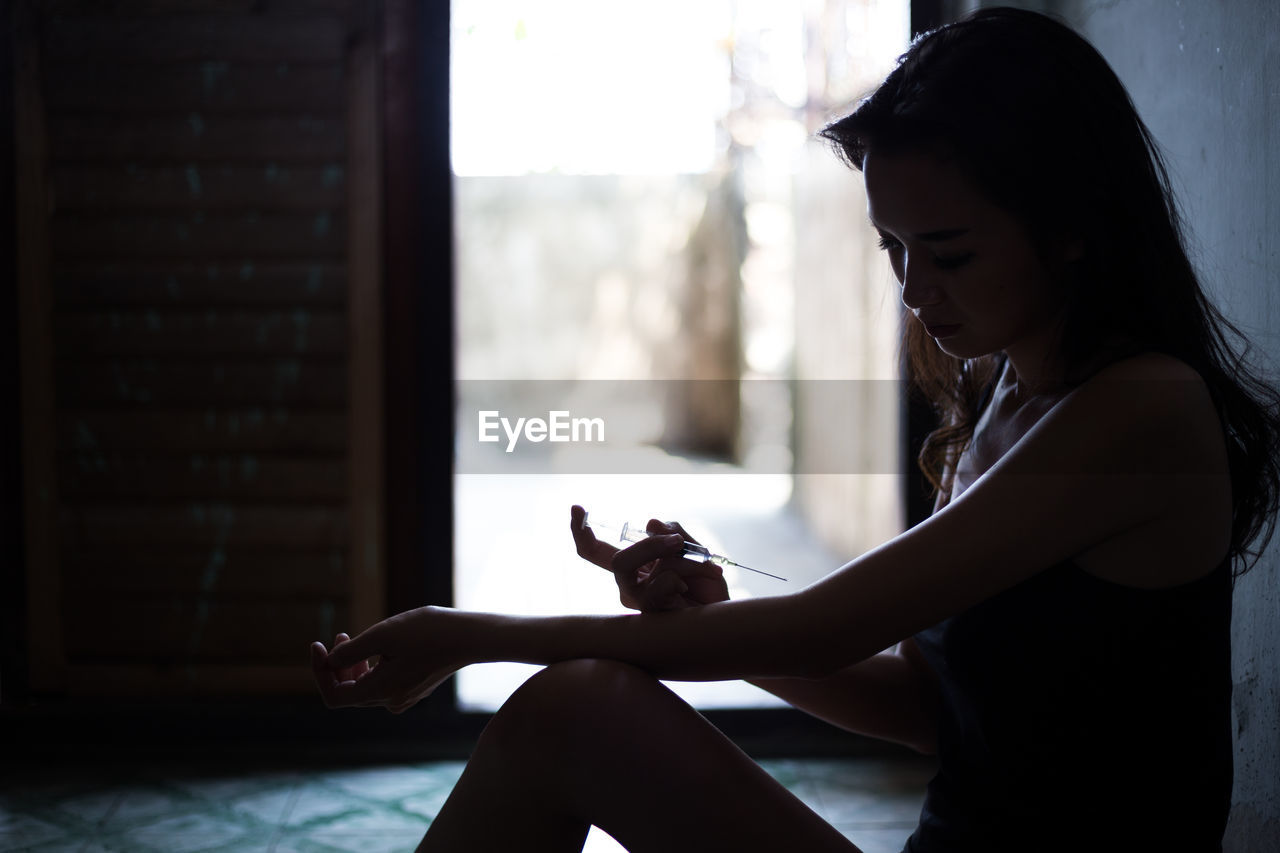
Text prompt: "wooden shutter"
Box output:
[[15, 0, 384, 695]]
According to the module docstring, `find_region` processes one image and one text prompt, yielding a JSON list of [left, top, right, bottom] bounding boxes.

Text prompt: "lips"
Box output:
[[922, 322, 962, 339]]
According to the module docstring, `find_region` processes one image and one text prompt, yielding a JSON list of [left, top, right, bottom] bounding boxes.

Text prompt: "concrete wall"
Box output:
[[972, 1, 1279, 847]]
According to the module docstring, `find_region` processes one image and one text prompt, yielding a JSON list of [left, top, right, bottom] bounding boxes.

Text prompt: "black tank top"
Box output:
[[905, 557, 1233, 853]]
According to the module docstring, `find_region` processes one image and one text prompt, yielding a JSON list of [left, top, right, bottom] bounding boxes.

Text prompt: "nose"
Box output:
[[898, 254, 943, 311]]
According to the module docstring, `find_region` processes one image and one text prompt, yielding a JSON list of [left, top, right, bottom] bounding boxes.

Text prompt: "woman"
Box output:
[[311, 9, 1279, 852]]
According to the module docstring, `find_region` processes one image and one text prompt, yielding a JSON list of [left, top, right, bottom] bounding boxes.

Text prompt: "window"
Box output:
[[450, 0, 909, 711]]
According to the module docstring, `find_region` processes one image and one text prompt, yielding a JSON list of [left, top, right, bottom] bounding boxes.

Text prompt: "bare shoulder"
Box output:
[[1089, 351, 1216, 414], [1094, 350, 1201, 380], [1071, 352, 1223, 463], [806, 352, 1233, 647], [967, 349, 1230, 586], [1066, 352, 1231, 585], [1080, 351, 1211, 408]]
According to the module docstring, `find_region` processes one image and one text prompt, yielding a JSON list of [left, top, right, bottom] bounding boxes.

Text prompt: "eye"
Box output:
[[876, 231, 972, 271], [877, 234, 902, 252], [933, 253, 974, 271]]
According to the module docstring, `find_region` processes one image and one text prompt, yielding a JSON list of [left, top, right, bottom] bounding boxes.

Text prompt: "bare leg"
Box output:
[[419, 659, 861, 853]]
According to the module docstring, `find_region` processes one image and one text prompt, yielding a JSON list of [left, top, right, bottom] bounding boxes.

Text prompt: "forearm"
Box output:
[[463, 591, 873, 683], [748, 648, 939, 754], [320, 510, 975, 713], [459, 518, 978, 684]]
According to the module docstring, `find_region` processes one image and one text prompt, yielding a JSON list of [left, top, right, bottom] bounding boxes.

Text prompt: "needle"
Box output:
[[584, 515, 787, 582]]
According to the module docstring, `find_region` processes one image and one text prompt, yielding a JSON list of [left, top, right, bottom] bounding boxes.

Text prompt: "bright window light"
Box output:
[[451, 0, 732, 176]]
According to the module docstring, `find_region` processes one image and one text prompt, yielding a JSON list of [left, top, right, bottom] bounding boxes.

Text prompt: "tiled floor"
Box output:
[[0, 755, 935, 852]]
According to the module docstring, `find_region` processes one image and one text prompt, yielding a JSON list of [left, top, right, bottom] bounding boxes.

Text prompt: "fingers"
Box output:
[[332, 633, 370, 682], [638, 568, 689, 611], [325, 624, 381, 670], [331, 633, 353, 682], [570, 504, 619, 570], [612, 532, 711, 612], [610, 533, 685, 576], [668, 557, 725, 581], [569, 504, 599, 555], [310, 641, 339, 695], [638, 548, 729, 609], [575, 506, 716, 610], [321, 678, 383, 709], [645, 518, 701, 546], [312, 641, 369, 708], [325, 671, 387, 708], [311, 641, 391, 709]]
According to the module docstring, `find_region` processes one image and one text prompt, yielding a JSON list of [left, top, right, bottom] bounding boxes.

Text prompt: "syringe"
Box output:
[[583, 514, 787, 582]]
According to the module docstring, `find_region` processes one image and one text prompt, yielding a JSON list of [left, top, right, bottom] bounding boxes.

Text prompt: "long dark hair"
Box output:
[[819, 7, 1280, 574]]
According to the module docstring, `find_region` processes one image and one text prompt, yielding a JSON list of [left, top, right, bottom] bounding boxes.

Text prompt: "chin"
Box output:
[[933, 338, 991, 360]]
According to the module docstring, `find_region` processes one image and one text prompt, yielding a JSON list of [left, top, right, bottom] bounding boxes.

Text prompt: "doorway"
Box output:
[[450, 0, 909, 711]]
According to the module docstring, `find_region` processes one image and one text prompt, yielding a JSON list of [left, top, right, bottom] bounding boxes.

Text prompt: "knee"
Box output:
[[527, 658, 654, 700], [480, 659, 665, 761], [504, 658, 658, 725]]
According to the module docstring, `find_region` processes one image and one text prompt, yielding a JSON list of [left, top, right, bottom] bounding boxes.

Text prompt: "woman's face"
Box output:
[[863, 148, 1068, 367]]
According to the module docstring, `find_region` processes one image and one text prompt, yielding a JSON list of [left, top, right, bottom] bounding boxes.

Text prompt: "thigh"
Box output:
[[497, 659, 862, 853]]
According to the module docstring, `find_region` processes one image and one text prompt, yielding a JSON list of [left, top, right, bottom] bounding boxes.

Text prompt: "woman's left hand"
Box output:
[[310, 606, 466, 714]]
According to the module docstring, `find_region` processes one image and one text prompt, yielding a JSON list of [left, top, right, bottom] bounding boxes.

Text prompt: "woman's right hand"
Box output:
[[311, 605, 473, 714], [570, 505, 729, 612]]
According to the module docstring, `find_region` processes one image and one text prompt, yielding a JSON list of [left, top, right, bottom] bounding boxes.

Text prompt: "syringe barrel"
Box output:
[[585, 516, 648, 545], [587, 515, 713, 562], [681, 542, 712, 562], [617, 521, 647, 544]]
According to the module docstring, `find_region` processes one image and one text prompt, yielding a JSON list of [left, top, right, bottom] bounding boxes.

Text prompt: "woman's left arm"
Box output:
[[314, 356, 1227, 710]]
